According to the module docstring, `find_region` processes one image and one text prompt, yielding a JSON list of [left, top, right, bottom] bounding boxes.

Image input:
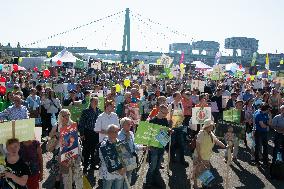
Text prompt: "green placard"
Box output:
[[134, 121, 168, 148], [63, 104, 87, 122], [223, 109, 241, 123], [0, 121, 13, 144], [75, 59, 85, 69], [98, 97, 105, 111], [15, 118, 35, 142]]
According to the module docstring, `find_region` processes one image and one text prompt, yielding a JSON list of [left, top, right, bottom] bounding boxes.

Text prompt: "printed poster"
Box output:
[[155, 130, 170, 147], [60, 123, 79, 163], [100, 141, 123, 173], [192, 107, 212, 124], [115, 141, 137, 171]]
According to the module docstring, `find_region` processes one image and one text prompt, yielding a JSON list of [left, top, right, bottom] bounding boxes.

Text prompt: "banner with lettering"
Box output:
[[134, 121, 168, 148]]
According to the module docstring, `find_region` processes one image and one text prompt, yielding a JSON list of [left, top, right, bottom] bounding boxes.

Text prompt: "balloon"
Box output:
[[57, 60, 62, 66], [13, 64, 18, 72], [33, 67, 38, 72], [124, 79, 131, 87], [115, 84, 121, 93], [0, 77, 6, 82], [43, 69, 50, 78], [168, 73, 174, 79], [250, 75, 255, 81], [180, 63, 185, 70], [0, 86, 6, 95], [18, 57, 23, 63], [47, 52, 52, 58], [157, 59, 161, 64]]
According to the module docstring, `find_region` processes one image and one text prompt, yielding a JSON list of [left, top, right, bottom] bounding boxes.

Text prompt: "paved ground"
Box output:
[[40, 139, 284, 189]]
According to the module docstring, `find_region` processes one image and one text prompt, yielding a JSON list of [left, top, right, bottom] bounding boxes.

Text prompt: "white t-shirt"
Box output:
[[94, 112, 120, 142]]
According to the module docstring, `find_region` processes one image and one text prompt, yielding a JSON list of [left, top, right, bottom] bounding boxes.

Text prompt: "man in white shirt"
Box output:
[[94, 100, 120, 142]]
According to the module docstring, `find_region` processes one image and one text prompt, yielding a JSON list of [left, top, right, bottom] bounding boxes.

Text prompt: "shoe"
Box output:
[[160, 165, 165, 169]]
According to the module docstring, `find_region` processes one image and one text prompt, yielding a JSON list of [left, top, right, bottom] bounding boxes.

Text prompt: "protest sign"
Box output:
[[192, 107, 211, 124], [90, 62, 101, 70], [253, 80, 264, 89], [223, 109, 241, 123], [15, 118, 35, 142], [134, 121, 168, 148], [155, 130, 170, 147], [60, 123, 79, 163], [0, 119, 36, 144], [0, 122, 13, 144], [116, 141, 137, 171], [100, 141, 123, 172], [63, 103, 88, 122], [222, 96, 230, 109], [191, 80, 205, 92], [98, 97, 105, 111], [149, 64, 165, 76]]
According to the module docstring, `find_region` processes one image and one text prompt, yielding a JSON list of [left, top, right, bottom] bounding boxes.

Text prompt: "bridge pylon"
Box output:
[[121, 8, 131, 63]]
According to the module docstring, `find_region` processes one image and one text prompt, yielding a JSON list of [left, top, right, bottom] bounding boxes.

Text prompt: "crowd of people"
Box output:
[[0, 61, 283, 189]]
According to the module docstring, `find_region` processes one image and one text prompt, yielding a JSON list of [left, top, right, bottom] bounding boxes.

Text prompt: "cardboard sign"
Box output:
[[60, 123, 79, 163], [100, 141, 123, 172], [253, 80, 264, 89], [15, 119, 35, 142], [149, 64, 164, 76], [192, 107, 212, 124], [223, 109, 241, 123], [0, 122, 13, 144], [0, 119, 36, 144], [90, 62, 101, 70], [191, 80, 205, 92], [134, 121, 168, 148]]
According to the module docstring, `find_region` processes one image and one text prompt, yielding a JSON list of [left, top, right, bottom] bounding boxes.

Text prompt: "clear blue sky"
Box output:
[[0, 0, 283, 54]]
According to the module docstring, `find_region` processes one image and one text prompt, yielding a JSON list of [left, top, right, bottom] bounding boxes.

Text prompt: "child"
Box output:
[[224, 126, 239, 162]]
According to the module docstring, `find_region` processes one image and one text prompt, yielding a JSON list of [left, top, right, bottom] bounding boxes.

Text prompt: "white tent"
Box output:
[[192, 61, 212, 70], [44, 49, 78, 66], [225, 62, 245, 73]]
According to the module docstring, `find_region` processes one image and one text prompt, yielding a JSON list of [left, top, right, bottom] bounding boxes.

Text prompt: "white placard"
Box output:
[[253, 80, 264, 89], [192, 107, 212, 124], [91, 62, 101, 70], [191, 80, 205, 92]]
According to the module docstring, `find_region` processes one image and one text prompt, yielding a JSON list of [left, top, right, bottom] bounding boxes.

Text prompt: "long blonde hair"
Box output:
[[57, 109, 74, 129]]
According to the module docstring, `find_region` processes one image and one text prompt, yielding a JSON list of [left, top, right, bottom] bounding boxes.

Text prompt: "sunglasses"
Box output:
[[62, 114, 70, 118]]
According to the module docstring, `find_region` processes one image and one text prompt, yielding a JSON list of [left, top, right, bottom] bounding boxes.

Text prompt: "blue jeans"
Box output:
[[272, 132, 284, 163], [254, 131, 268, 163], [146, 147, 164, 184], [103, 178, 124, 189], [122, 171, 132, 189]]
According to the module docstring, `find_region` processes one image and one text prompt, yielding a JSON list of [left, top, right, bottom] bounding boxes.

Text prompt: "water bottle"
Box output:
[[277, 152, 282, 162]]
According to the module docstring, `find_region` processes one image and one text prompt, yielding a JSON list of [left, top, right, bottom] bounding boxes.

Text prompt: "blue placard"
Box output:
[[198, 170, 214, 186], [155, 130, 170, 147]]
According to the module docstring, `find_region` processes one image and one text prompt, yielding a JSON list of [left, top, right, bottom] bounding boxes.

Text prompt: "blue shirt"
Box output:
[[243, 92, 253, 102], [0, 105, 29, 121], [254, 110, 269, 132]]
